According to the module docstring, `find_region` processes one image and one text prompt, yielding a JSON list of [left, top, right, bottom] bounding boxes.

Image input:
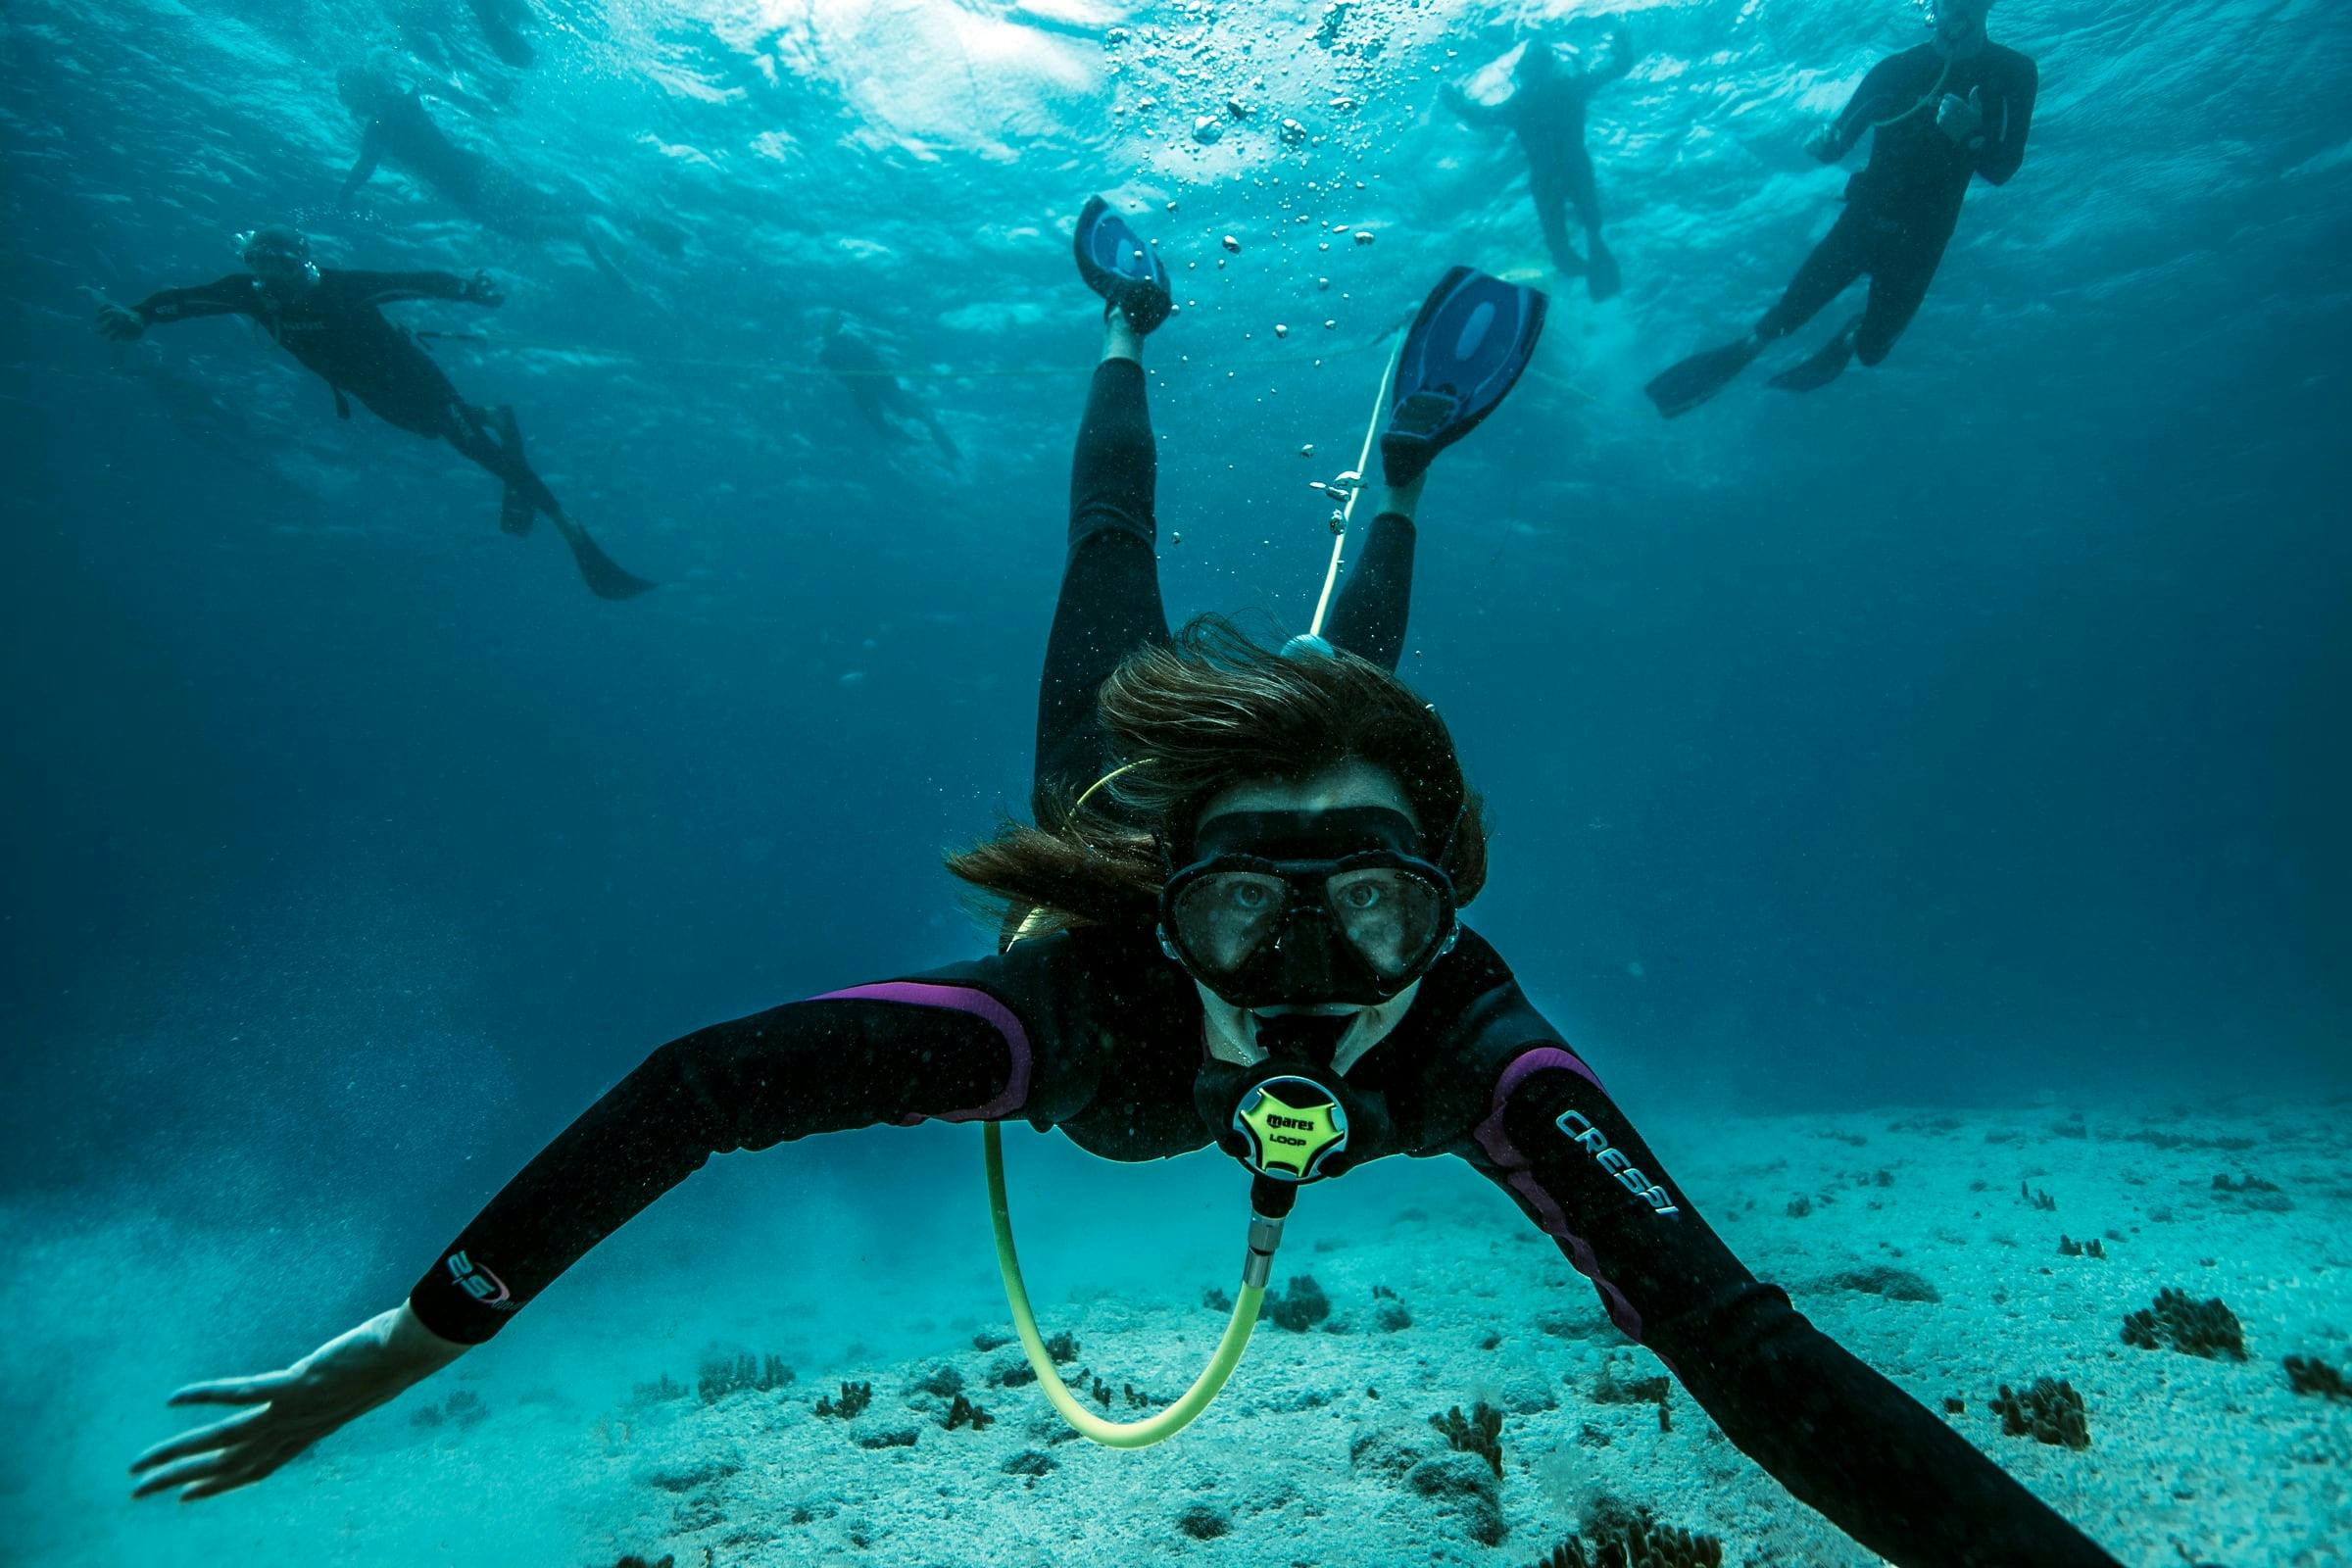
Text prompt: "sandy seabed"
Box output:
[[6, 1096, 2345, 1567]]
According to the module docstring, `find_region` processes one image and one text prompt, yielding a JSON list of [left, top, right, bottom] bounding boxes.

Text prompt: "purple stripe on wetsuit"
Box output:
[[812, 982, 1034, 1123], [1473, 1045, 1645, 1344]]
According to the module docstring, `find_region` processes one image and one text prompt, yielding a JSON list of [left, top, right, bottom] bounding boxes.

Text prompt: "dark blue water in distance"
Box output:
[[2, 0, 2348, 1562]]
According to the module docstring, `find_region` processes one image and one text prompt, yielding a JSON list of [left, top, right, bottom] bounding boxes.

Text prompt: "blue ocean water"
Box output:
[[3, 0, 2348, 1563]]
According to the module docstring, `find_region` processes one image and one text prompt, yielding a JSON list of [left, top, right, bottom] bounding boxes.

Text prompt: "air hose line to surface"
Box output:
[[985, 1119, 1281, 1447]]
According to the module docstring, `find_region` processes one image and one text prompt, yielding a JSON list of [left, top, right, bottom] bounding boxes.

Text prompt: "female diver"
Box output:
[[130, 195, 2123, 1568]]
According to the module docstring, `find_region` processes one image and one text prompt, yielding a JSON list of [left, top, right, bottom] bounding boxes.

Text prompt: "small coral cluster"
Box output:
[[698, 1351, 792, 1404], [1430, 1401, 1504, 1478], [1266, 1274, 1333, 1332], [2056, 1234, 2107, 1258], [2284, 1355, 2350, 1399], [814, 1380, 873, 1419], [1991, 1378, 2090, 1449], [944, 1394, 994, 1431], [1528, 1502, 1724, 1568], [2122, 1289, 2247, 1360], [2020, 1181, 2057, 1212], [410, 1389, 487, 1430]]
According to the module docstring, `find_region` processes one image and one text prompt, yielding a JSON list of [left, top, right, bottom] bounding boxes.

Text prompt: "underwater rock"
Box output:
[[1430, 1401, 1504, 1478], [1816, 1264, 1943, 1303], [911, 1365, 963, 1398], [1177, 1503, 1231, 1540], [2122, 1289, 2247, 1360], [1407, 1451, 1507, 1545], [1501, 1365, 1559, 1414], [855, 1427, 919, 1450], [1785, 1196, 1812, 1218], [1991, 1378, 2090, 1449], [2211, 1173, 2292, 1212], [1591, 1353, 1669, 1406], [1004, 1449, 1058, 1477], [1266, 1274, 1332, 1332], [970, 1329, 1012, 1352], [643, 1458, 741, 1494], [1349, 1421, 1436, 1483]]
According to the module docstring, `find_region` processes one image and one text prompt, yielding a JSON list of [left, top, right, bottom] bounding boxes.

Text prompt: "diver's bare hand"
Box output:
[[463, 270, 505, 307], [1804, 122, 1844, 163], [129, 1303, 467, 1502], [97, 304, 147, 341]]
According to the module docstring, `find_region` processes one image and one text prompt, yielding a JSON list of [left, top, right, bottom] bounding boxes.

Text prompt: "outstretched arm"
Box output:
[[98, 274, 262, 339], [1441, 79, 1517, 128], [1465, 1043, 2125, 1567], [335, 269, 504, 308], [1578, 21, 1636, 87], [407, 970, 1038, 1344], [338, 121, 385, 202]]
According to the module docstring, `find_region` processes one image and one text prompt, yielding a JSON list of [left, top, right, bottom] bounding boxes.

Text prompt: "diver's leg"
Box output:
[[1755, 206, 1869, 344], [442, 403, 563, 539], [1032, 315, 1167, 819], [1563, 146, 1620, 301], [1853, 226, 1945, 368], [1322, 475, 1423, 676], [1529, 162, 1586, 277]]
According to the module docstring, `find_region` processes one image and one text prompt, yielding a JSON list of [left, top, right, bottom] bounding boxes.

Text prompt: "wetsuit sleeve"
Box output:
[[406, 973, 1047, 1346], [1469, 1049, 2124, 1567], [1823, 51, 1914, 161], [1970, 56, 2035, 185], [1582, 22, 1635, 86], [336, 270, 478, 306], [130, 275, 261, 326], [338, 122, 385, 200]]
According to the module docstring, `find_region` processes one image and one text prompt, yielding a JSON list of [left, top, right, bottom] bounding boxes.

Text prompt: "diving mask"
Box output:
[[1158, 805, 1458, 1009]]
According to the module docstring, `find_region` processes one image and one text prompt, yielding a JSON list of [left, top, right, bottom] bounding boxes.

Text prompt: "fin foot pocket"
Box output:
[[1378, 266, 1547, 487], [1074, 194, 1172, 335]]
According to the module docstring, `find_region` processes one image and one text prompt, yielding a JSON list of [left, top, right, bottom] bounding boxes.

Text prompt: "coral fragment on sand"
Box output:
[[1528, 1504, 1725, 1568], [2121, 1289, 2247, 1360], [944, 1394, 995, 1430], [1266, 1273, 1333, 1332], [1991, 1377, 2090, 1449], [814, 1380, 873, 1418], [2284, 1355, 2351, 1399], [1430, 1401, 1504, 1478]]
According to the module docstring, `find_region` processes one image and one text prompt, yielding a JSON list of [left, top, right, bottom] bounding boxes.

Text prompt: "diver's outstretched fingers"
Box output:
[[130, 1448, 242, 1500], [178, 1445, 299, 1502], [167, 1369, 300, 1407], [131, 1405, 271, 1473]]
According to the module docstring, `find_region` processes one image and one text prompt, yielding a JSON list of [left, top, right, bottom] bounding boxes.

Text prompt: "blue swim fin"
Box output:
[[1379, 266, 1548, 487], [1074, 194, 1172, 334]]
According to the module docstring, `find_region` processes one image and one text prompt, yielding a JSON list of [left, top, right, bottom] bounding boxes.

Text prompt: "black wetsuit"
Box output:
[[819, 328, 960, 466], [1455, 28, 1633, 288], [1759, 39, 2036, 363], [406, 359, 2118, 1568], [340, 88, 622, 282], [129, 270, 559, 517]]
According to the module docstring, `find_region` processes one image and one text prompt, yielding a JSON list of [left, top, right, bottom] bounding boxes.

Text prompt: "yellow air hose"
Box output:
[[985, 1120, 1281, 1446]]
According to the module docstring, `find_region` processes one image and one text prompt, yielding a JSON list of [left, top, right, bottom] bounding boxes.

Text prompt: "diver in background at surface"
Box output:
[[465, 0, 535, 68], [1441, 18, 1635, 301], [95, 224, 653, 599], [335, 64, 645, 286], [819, 316, 961, 466], [124, 194, 2130, 1568], [1645, 0, 2035, 416]]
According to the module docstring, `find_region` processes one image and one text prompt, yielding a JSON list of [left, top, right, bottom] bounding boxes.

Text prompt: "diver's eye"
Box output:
[[1335, 880, 1383, 911], [1228, 881, 1273, 910]]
